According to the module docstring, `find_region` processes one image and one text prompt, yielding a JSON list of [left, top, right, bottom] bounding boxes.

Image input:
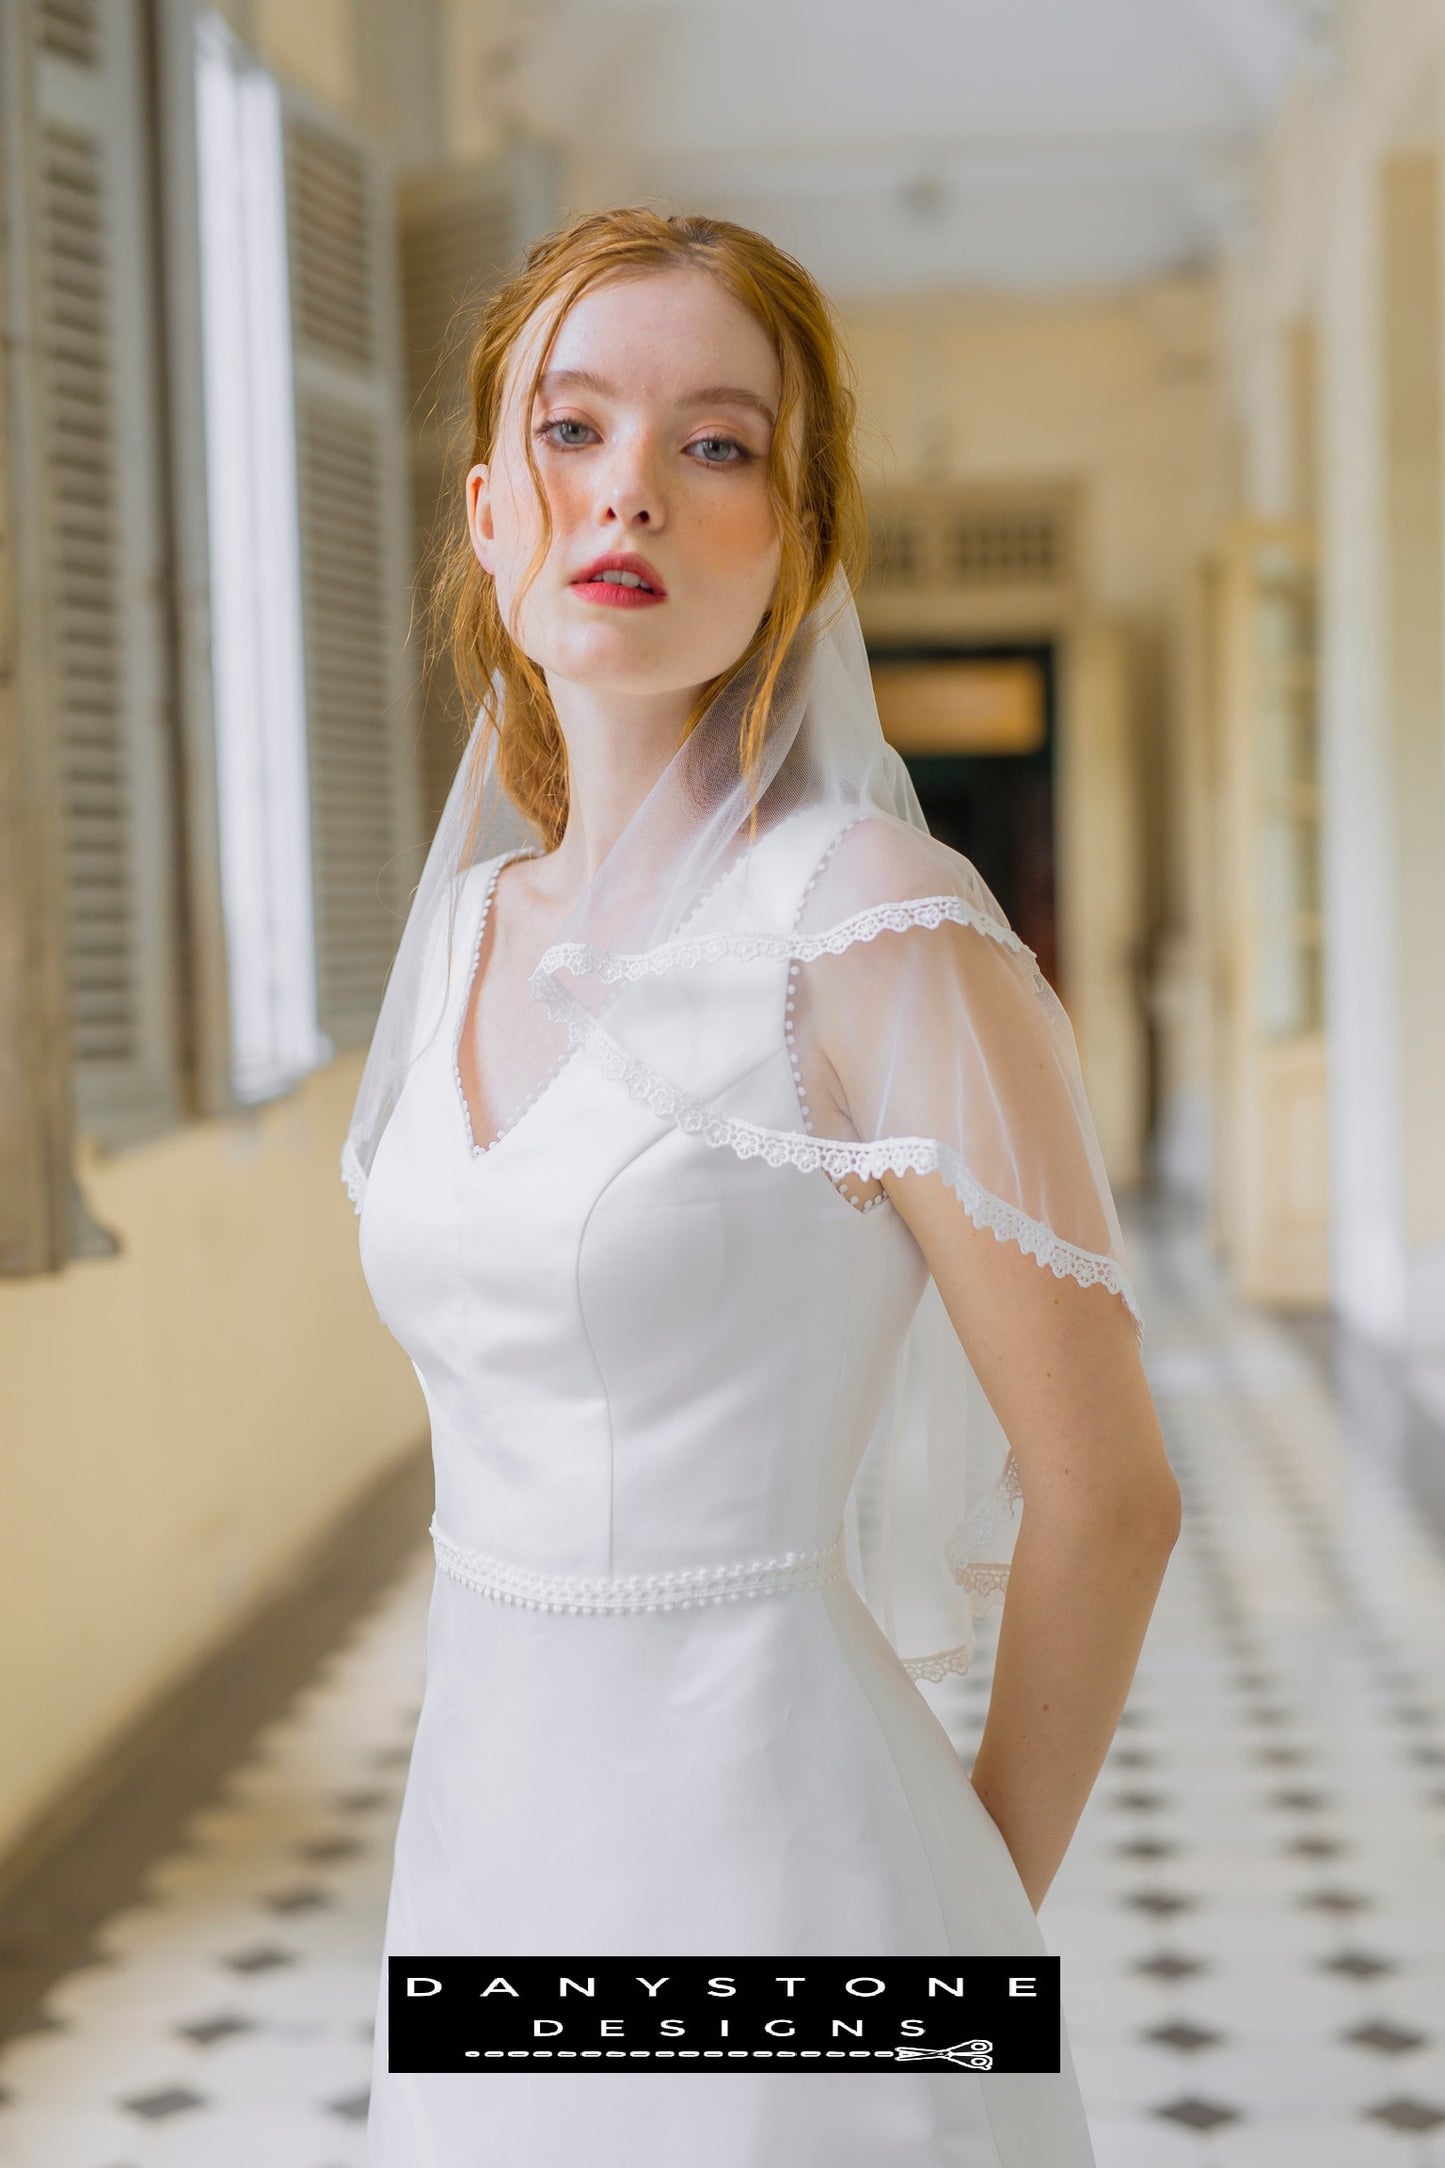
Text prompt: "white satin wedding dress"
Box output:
[[355, 815, 1098, 2166]]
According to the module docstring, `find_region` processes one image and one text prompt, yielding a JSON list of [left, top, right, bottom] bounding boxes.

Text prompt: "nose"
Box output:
[[594, 430, 665, 530]]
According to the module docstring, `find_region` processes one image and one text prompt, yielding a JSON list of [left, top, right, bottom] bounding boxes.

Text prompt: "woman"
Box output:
[[343, 206, 1180, 2166]]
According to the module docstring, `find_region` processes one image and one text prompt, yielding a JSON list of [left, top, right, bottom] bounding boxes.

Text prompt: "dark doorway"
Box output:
[[867, 640, 1059, 990]]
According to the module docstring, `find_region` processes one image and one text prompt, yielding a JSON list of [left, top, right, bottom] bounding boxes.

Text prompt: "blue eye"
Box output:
[[690, 435, 749, 465], [539, 418, 595, 448]]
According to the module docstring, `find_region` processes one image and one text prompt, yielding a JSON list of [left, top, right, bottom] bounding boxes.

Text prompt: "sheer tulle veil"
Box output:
[[342, 569, 1144, 1681]]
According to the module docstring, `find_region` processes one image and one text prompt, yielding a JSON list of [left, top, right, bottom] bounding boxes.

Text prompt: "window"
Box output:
[[194, 15, 329, 1102], [1, 0, 426, 1270], [169, 6, 424, 1083]]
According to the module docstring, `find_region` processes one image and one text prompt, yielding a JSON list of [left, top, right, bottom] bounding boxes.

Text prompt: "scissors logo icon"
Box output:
[[895, 2037, 995, 2070]]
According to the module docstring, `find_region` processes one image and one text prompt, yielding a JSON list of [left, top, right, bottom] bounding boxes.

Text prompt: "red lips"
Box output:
[[569, 552, 668, 606]]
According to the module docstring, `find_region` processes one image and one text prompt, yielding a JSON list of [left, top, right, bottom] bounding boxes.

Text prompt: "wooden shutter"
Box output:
[[398, 148, 558, 832], [1, 2, 69, 1270], [35, 0, 99, 64], [282, 102, 422, 1049], [27, 0, 182, 1145]]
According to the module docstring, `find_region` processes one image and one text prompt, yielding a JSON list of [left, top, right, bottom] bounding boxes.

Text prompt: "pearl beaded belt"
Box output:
[[428, 1513, 847, 1614]]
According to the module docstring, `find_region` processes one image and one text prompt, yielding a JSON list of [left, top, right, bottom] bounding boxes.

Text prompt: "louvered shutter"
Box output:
[[861, 484, 1080, 644], [398, 147, 558, 832], [281, 102, 422, 1049], [29, 0, 181, 1144], [0, 1, 71, 1272]]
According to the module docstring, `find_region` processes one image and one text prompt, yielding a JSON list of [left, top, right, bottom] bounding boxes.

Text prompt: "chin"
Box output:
[[561, 658, 698, 703], [511, 590, 765, 696], [536, 612, 698, 683]]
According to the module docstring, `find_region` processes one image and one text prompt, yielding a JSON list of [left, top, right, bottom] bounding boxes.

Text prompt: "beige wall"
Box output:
[[1381, 151, 1445, 1275], [842, 281, 1228, 619], [840, 281, 1233, 1187], [1221, 0, 1445, 1346], [0, 1060, 424, 1866], [214, 0, 450, 165], [254, 0, 362, 110]]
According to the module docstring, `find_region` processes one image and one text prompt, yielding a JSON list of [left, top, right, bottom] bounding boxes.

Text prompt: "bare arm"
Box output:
[[795, 825, 1181, 1908], [883, 1165, 1181, 1911]]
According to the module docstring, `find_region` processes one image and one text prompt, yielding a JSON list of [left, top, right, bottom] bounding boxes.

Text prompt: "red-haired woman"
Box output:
[[344, 207, 1179, 2166]]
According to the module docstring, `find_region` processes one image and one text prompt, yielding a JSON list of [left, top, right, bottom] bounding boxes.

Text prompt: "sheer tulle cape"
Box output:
[[341, 571, 1144, 1680]]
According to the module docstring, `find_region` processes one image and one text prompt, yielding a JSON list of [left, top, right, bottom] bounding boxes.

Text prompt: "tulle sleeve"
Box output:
[[790, 816, 1146, 1680]]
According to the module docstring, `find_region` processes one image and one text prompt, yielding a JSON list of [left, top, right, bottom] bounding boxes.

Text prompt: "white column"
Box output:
[[1318, 123, 1410, 1341]]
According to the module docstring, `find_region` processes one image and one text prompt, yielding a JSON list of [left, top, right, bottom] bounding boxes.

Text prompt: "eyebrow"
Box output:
[[538, 368, 776, 427]]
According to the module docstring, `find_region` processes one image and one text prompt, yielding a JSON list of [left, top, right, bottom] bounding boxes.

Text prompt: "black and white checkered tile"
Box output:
[[936, 1213, 1445, 2166], [0, 1578, 429, 2167], [1, 1205, 1443, 2167]]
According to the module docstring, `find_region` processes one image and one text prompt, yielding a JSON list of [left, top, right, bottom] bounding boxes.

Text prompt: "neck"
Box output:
[[541, 673, 701, 889]]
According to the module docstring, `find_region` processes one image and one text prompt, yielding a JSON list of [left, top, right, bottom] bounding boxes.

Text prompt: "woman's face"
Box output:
[[466, 267, 784, 701]]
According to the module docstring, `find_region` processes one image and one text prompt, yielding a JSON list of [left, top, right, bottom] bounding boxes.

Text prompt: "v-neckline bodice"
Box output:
[[451, 845, 551, 1163], [450, 832, 760, 1167]]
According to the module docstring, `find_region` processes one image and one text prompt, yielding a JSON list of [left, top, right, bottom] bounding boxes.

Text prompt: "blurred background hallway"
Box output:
[[2, 2, 1444, 2162]]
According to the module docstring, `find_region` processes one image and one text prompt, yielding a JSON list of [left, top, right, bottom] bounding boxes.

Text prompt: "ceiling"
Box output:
[[504, 0, 1329, 296]]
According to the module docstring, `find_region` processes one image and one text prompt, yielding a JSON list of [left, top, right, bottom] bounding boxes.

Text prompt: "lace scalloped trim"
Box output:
[[948, 1454, 1025, 1572], [341, 862, 1048, 1213], [533, 982, 1144, 1336], [957, 1562, 1012, 1606], [901, 1643, 976, 1683], [340, 1136, 366, 1216], [535, 894, 1043, 990], [429, 1516, 847, 1613], [898, 1568, 1012, 1681]]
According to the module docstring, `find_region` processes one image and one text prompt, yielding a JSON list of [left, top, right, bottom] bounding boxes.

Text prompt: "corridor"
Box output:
[[0, 1202, 1442, 2168]]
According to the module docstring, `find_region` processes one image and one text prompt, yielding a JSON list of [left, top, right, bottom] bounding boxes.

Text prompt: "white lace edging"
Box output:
[[536, 895, 1043, 989], [901, 1643, 977, 1683], [430, 1516, 847, 1613], [341, 1137, 366, 1215], [533, 986, 1145, 1338], [957, 1562, 1011, 1607], [948, 1454, 1025, 1569], [340, 877, 1048, 1211]]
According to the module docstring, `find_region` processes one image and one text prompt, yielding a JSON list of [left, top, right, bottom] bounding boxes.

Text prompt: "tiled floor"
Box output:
[[2, 1200, 1444, 2166]]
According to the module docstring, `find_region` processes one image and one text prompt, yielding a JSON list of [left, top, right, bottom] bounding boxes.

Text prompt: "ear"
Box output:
[[466, 462, 495, 575]]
